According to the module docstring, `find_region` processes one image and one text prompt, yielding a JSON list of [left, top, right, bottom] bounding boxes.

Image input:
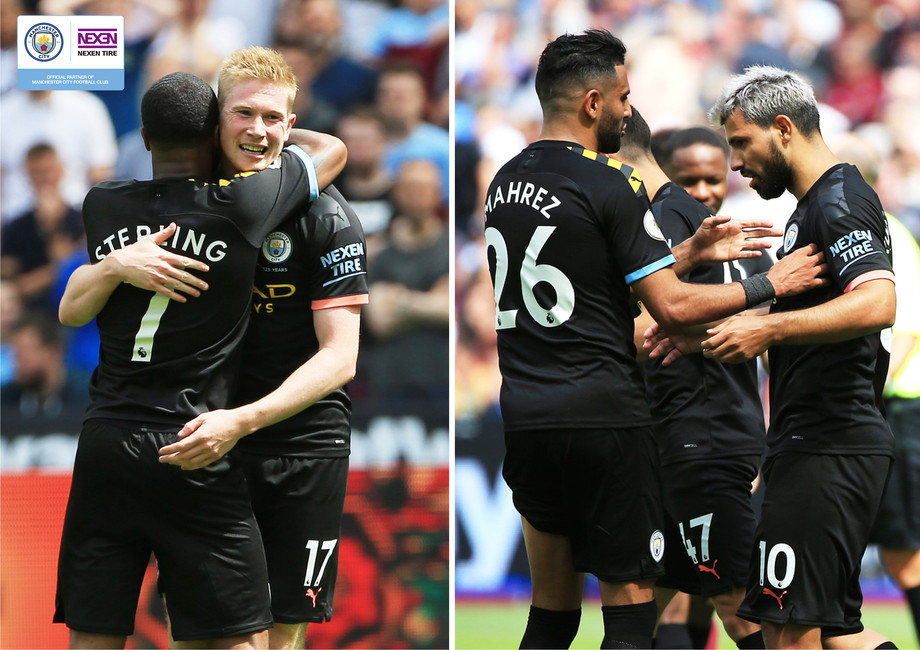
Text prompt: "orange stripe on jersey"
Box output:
[[312, 294, 369, 310], [844, 270, 895, 293]]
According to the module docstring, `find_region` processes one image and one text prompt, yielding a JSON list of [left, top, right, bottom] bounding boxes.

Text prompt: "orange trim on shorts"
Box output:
[[312, 294, 369, 310], [844, 270, 895, 293]]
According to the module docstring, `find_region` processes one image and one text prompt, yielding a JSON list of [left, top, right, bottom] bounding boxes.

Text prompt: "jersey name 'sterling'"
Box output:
[[93, 223, 228, 262]]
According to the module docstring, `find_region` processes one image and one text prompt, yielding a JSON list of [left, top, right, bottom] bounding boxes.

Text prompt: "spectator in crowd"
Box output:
[[335, 107, 396, 241], [0, 0, 24, 95], [0, 312, 89, 417], [1, 144, 85, 312], [823, 28, 885, 126], [274, 0, 378, 111], [144, 0, 245, 86], [0, 89, 117, 223], [0, 279, 24, 387], [366, 0, 448, 95], [375, 62, 449, 202], [274, 37, 340, 134], [362, 159, 448, 402]]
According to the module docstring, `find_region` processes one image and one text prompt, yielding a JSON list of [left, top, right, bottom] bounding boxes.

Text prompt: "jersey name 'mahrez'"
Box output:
[[484, 181, 562, 219], [93, 223, 228, 262]]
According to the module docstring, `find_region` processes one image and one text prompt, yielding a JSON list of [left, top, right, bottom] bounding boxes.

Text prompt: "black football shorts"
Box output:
[[502, 426, 666, 584], [737, 451, 892, 636], [240, 453, 349, 624], [657, 455, 760, 596], [54, 419, 271, 641]]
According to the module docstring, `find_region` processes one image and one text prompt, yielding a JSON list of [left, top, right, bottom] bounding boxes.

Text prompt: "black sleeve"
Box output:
[[211, 147, 318, 246]]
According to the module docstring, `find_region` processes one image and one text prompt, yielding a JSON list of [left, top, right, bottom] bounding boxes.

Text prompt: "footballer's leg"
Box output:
[[520, 518, 584, 649], [269, 622, 307, 650], [70, 631, 127, 649], [172, 630, 268, 650]]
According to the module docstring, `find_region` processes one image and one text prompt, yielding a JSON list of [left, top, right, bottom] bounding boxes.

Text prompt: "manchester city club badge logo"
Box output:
[[649, 530, 665, 563], [25, 23, 64, 61], [783, 222, 799, 253], [262, 231, 292, 263]]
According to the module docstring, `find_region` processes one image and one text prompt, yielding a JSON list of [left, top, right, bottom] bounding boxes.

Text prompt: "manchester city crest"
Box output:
[[649, 530, 665, 562], [783, 222, 799, 253], [25, 23, 64, 61], [262, 231, 292, 263]]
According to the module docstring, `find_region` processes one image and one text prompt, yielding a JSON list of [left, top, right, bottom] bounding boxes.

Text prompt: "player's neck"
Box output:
[[789, 139, 842, 201], [611, 153, 668, 198], [538, 121, 595, 150], [151, 147, 214, 180]]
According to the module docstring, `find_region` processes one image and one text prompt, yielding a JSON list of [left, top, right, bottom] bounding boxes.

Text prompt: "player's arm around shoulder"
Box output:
[[286, 128, 347, 191], [59, 223, 208, 327]]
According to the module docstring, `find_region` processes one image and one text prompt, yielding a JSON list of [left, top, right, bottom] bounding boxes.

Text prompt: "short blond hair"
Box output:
[[218, 46, 298, 113]]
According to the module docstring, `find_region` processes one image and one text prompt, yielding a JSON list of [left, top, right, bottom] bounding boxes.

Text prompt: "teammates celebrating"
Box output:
[[487, 29, 901, 650]]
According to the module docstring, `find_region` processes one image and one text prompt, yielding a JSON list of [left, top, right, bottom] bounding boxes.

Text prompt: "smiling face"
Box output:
[[724, 109, 793, 200], [669, 142, 729, 213], [219, 78, 295, 174]]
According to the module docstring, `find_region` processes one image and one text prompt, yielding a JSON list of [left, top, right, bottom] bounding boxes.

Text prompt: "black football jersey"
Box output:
[[485, 140, 675, 431], [83, 147, 318, 426], [234, 185, 369, 457], [643, 182, 765, 465], [768, 164, 894, 456]]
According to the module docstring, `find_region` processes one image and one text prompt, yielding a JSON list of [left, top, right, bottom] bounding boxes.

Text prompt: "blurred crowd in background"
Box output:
[[0, 0, 450, 418], [455, 0, 920, 423]]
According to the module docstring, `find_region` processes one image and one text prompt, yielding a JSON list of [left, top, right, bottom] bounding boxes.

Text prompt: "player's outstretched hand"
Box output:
[[766, 243, 828, 298], [701, 314, 771, 363], [690, 215, 783, 263], [108, 222, 209, 302], [158, 409, 246, 470]]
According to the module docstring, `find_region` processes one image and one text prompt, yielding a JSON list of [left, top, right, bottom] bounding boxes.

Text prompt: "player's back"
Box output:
[[83, 150, 315, 426], [484, 140, 673, 432]]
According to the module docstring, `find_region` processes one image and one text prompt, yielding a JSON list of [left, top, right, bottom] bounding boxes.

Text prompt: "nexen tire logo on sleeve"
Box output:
[[262, 232, 293, 263]]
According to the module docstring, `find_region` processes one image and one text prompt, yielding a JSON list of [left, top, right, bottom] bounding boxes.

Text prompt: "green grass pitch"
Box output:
[[455, 599, 916, 649]]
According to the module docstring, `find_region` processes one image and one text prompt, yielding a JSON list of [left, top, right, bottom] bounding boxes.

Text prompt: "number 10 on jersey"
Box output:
[[486, 226, 575, 330]]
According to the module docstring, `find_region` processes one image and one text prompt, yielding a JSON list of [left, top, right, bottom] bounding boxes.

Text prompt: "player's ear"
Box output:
[[773, 114, 794, 144], [582, 88, 601, 119], [140, 127, 151, 152]]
